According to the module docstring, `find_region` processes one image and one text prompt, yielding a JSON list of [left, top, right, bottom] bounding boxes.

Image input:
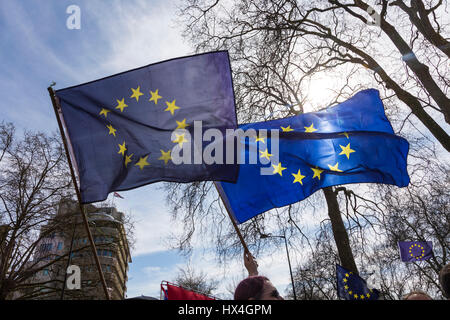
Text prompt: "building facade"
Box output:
[[25, 200, 132, 300]]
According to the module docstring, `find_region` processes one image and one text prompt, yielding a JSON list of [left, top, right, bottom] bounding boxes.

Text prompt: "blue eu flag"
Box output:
[[398, 241, 433, 262], [336, 264, 380, 300], [215, 89, 410, 224], [56, 51, 238, 203]]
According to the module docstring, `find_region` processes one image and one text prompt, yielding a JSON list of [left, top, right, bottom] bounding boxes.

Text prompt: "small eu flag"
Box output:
[[55, 51, 238, 203], [398, 241, 433, 262], [215, 89, 410, 224], [336, 264, 379, 300]]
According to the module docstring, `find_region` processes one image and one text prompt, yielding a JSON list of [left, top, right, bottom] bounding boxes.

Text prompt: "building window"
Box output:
[[97, 249, 113, 257], [39, 243, 53, 253], [57, 242, 63, 251], [101, 264, 112, 273]]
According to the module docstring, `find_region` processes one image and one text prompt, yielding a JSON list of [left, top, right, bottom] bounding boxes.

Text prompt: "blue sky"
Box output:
[[0, 0, 296, 299]]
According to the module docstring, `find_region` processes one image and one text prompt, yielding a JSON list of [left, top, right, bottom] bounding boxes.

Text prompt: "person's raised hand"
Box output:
[[244, 251, 259, 276]]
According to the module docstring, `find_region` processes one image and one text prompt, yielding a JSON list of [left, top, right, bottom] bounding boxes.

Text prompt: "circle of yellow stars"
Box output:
[[409, 243, 426, 260], [260, 123, 355, 184], [99, 85, 190, 171], [342, 272, 374, 300]]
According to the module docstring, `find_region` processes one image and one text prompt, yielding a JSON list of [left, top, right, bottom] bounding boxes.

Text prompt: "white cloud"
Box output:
[[86, 0, 192, 74], [109, 185, 183, 256], [143, 266, 162, 274]]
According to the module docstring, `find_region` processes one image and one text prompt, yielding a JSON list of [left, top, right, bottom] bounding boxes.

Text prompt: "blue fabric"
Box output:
[[398, 241, 433, 262], [216, 89, 410, 224], [336, 264, 380, 300], [56, 51, 238, 203]]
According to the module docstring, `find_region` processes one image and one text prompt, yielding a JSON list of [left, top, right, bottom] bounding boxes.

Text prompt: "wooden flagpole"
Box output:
[[48, 86, 110, 300], [213, 182, 250, 254]]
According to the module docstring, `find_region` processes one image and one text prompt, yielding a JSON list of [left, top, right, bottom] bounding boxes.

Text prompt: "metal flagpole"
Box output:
[[48, 86, 110, 300]]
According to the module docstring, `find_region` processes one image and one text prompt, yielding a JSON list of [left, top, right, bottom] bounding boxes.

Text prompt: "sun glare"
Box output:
[[303, 75, 339, 112]]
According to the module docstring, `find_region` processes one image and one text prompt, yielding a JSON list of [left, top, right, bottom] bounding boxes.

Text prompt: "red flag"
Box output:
[[113, 192, 124, 199], [161, 282, 215, 300]]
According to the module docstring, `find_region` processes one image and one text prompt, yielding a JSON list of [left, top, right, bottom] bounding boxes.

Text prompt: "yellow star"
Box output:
[[172, 132, 188, 147], [176, 119, 189, 130], [255, 135, 265, 143], [292, 169, 306, 185], [106, 124, 116, 137], [339, 143, 355, 159], [115, 98, 128, 112], [344, 285, 349, 290], [118, 142, 127, 156], [343, 278, 347, 283], [158, 149, 172, 165], [366, 293, 371, 298], [272, 163, 287, 176], [340, 132, 350, 139], [135, 155, 150, 170], [149, 89, 162, 104], [328, 162, 343, 172], [281, 125, 294, 132], [99, 108, 110, 118], [311, 167, 324, 180], [304, 123, 317, 133], [165, 99, 180, 115], [130, 86, 144, 102], [353, 294, 358, 299], [345, 273, 349, 277], [259, 149, 273, 161], [124, 153, 133, 167], [360, 295, 365, 299]]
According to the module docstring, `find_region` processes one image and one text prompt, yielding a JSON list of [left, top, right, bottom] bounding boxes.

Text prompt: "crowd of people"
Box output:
[[234, 252, 450, 301]]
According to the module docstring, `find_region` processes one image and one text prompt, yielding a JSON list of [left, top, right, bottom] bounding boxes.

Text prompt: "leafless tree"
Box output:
[[172, 263, 219, 297], [161, 0, 450, 299], [0, 123, 73, 299], [286, 140, 449, 299]]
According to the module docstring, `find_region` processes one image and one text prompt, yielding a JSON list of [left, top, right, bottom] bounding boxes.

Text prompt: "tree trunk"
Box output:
[[322, 187, 358, 274]]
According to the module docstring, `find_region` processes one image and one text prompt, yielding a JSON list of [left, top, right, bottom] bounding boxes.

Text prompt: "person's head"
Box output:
[[403, 290, 432, 300], [439, 263, 450, 299], [234, 276, 283, 300]]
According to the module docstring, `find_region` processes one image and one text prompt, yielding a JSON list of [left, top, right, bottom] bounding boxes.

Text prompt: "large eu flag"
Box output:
[[55, 51, 238, 203], [336, 264, 380, 300], [215, 89, 410, 224]]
